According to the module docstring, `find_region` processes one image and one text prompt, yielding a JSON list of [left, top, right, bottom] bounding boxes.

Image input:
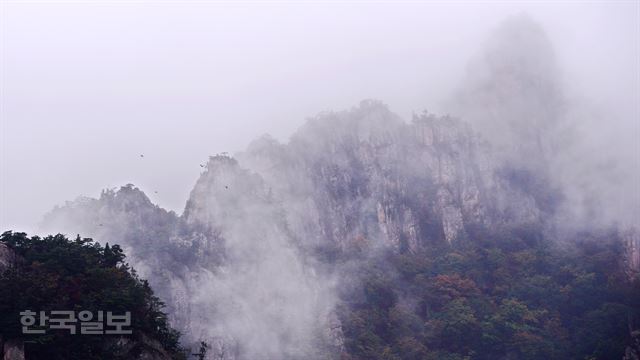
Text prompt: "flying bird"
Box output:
[[140, 154, 144, 158]]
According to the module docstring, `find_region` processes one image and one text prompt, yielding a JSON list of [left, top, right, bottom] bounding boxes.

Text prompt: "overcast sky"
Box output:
[[1, 1, 638, 233]]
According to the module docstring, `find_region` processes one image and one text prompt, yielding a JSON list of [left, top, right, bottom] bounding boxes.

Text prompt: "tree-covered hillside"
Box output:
[[0, 231, 187, 360], [336, 225, 640, 360]]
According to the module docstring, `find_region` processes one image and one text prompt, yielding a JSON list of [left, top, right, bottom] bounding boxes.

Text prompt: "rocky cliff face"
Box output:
[[39, 93, 640, 358], [39, 100, 567, 359], [238, 100, 548, 255]]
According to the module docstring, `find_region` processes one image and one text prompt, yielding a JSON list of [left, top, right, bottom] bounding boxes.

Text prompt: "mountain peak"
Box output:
[[450, 14, 564, 171]]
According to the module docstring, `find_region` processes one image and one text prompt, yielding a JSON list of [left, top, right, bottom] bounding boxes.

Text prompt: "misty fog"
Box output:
[[2, 2, 640, 359], [1, 1, 637, 233]]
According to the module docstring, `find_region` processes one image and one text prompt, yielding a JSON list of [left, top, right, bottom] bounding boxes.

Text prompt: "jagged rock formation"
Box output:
[[37, 95, 640, 359], [39, 100, 565, 360], [41, 159, 340, 359], [238, 100, 549, 254]]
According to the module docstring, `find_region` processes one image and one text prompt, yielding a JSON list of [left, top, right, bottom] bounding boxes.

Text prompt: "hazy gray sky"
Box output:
[[1, 1, 638, 233]]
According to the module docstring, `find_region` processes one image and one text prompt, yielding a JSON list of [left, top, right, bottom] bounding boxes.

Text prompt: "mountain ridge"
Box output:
[[37, 98, 640, 359]]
